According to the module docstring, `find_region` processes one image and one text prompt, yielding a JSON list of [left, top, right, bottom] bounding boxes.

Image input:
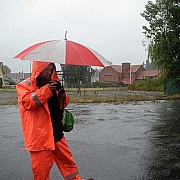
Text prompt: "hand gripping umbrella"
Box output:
[[14, 39, 110, 67]]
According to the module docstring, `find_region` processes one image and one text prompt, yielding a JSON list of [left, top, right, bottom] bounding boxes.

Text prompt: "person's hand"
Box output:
[[47, 82, 58, 92]]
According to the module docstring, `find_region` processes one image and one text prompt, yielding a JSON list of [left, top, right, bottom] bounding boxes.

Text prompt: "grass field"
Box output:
[[0, 87, 180, 105]]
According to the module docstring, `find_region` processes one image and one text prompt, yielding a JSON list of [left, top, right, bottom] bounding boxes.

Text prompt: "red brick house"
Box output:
[[99, 63, 160, 86], [135, 70, 160, 82]]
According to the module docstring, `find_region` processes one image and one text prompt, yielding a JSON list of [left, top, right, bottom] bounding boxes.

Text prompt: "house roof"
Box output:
[[111, 65, 122, 73], [136, 70, 160, 79], [126, 65, 141, 73], [111, 65, 142, 73]]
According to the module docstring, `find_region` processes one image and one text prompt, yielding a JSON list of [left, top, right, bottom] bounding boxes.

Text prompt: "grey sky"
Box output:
[[0, 0, 149, 72]]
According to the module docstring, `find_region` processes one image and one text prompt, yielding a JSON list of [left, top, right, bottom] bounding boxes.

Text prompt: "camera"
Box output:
[[49, 80, 65, 94], [54, 80, 62, 91]]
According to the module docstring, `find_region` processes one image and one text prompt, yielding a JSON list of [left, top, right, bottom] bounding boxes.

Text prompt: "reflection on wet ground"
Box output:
[[0, 100, 180, 180], [146, 101, 180, 179], [0, 91, 17, 103]]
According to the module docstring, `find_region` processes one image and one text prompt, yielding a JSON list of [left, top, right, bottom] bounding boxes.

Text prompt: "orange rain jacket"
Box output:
[[16, 61, 70, 151]]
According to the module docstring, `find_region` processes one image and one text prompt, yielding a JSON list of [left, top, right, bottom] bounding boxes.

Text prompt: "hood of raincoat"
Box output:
[[32, 61, 59, 81]]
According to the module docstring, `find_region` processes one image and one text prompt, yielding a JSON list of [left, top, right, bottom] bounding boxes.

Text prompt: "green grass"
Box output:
[[1, 87, 180, 105], [0, 88, 16, 92], [65, 87, 127, 92], [69, 94, 178, 103], [130, 78, 164, 92], [1, 94, 180, 105], [0, 101, 17, 105]]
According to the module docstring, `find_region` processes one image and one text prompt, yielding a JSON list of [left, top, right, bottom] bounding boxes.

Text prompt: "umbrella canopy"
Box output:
[[14, 39, 110, 67]]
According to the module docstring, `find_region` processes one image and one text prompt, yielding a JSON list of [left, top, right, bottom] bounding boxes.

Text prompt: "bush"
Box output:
[[130, 78, 164, 92], [91, 81, 110, 88]]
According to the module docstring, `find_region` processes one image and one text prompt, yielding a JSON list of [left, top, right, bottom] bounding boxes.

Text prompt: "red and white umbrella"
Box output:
[[14, 39, 110, 67]]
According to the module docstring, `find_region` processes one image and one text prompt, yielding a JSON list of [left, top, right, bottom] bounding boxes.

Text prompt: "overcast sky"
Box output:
[[0, 0, 150, 72]]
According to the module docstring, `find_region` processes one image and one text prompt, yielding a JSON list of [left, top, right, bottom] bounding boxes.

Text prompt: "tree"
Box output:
[[3, 65, 11, 77], [145, 59, 158, 70], [61, 65, 94, 87], [141, 0, 180, 82]]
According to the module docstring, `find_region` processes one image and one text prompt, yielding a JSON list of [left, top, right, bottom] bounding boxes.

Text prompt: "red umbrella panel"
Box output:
[[14, 39, 111, 67]]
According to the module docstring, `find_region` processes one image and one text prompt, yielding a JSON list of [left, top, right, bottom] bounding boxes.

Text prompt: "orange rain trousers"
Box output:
[[30, 137, 81, 180]]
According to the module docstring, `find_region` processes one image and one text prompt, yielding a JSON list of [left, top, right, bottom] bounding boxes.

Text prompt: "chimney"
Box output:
[[122, 63, 130, 76]]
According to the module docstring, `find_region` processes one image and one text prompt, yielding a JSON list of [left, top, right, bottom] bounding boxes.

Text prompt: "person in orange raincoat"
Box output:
[[16, 61, 93, 180]]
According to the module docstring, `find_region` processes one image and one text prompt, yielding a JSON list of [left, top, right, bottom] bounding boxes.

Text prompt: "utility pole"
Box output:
[[129, 63, 131, 85]]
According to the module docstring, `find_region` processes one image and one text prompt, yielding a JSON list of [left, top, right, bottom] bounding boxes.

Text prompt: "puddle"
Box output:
[[1, 100, 180, 180]]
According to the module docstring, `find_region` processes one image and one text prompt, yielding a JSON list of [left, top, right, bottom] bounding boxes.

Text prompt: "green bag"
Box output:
[[62, 109, 74, 132]]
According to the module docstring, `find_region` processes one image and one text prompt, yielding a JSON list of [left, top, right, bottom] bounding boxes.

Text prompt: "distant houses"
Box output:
[[99, 63, 160, 86], [6, 72, 31, 84], [5, 62, 160, 86]]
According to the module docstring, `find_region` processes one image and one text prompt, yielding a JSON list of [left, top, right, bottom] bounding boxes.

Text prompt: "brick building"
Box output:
[[99, 63, 160, 86]]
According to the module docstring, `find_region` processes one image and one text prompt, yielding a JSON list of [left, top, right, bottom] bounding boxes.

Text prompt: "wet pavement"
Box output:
[[0, 100, 180, 180], [0, 91, 17, 103]]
